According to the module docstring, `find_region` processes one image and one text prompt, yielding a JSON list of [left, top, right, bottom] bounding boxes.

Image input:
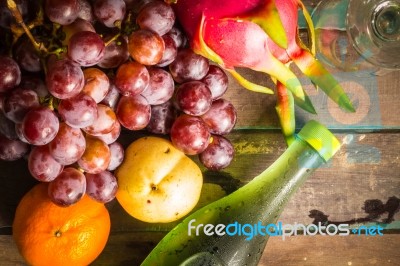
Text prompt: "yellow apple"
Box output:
[[115, 136, 203, 223]]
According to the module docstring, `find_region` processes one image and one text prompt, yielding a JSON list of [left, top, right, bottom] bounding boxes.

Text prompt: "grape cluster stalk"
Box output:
[[0, 0, 238, 207]]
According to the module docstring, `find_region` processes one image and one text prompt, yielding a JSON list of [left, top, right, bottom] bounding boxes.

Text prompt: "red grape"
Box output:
[[96, 120, 121, 144], [22, 107, 60, 146], [0, 133, 29, 161], [48, 167, 86, 206], [165, 26, 187, 49], [156, 34, 178, 68], [170, 114, 210, 155], [107, 141, 124, 171], [19, 76, 49, 98], [28, 145, 63, 182], [83, 104, 117, 135], [58, 93, 98, 128], [101, 81, 121, 110], [201, 98, 237, 135], [136, 0, 175, 36], [97, 35, 129, 69], [169, 49, 209, 83], [77, 0, 95, 23], [201, 65, 229, 100], [0, 112, 18, 140], [0, 56, 21, 93], [46, 59, 84, 99], [45, 0, 80, 25], [85, 170, 118, 203], [49, 123, 86, 165], [62, 18, 96, 45], [3, 88, 40, 123], [14, 38, 42, 72], [116, 95, 151, 130], [141, 67, 175, 105], [199, 135, 234, 170], [93, 0, 126, 28], [128, 29, 165, 66], [68, 31, 106, 67], [175, 81, 212, 116], [82, 68, 110, 103], [77, 136, 111, 174], [115, 61, 150, 96], [146, 101, 177, 135]]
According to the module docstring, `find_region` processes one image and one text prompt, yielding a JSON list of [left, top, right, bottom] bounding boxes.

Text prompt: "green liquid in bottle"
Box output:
[[141, 120, 341, 266]]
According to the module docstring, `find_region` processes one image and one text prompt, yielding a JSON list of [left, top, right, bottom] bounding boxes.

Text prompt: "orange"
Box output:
[[12, 183, 111, 266]]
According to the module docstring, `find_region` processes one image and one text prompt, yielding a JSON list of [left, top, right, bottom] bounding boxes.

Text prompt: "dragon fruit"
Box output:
[[169, 0, 355, 144]]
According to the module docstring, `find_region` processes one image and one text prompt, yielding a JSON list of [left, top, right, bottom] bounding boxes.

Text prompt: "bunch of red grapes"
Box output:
[[0, 0, 237, 207]]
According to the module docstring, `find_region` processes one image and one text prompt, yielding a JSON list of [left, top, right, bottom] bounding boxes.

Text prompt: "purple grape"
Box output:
[[169, 49, 209, 83], [0, 56, 21, 93], [97, 35, 129, 69], [93, 0, 126, 28], [101, 81, 121, 110], [58, 93, 98, 128], [199, 135, 234, 171], [85, 170, 118, 203], [45, 0, 80, 25], [19, 76, 49, 98], [96, 120, 121, 144], [146, 101, 177, 135], [46, 59, 84, 99], [136, 0, 175, 36], [14, 38, 42, 72], [68, 31, 105, 67], [49, 123, 86, 165], [175, 81, 212, 116], [201, 65, 229, 100], [170, 114, 210, 155], [156, 34, 178, 68], [0, 111, 18, 140], [3, 88, 40, 123], [165, 26, 187, 49], [83, 104, 117, 135], [107, 141, 124, 171], [77, 0, 95, 23], [0, 133, 29, 161], [28, 145, 64, 182], [141, 67, 175, 105], [22, 107, 60, 146], [48, 167, 87, 206], [201, 98, 237, 135]]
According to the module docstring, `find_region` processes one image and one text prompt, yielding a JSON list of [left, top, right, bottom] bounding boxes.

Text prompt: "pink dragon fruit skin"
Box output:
[[171, 0, 354, 143]]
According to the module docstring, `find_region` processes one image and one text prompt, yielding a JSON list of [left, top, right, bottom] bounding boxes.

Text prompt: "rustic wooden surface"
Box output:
[[1, 0, 400, 265]]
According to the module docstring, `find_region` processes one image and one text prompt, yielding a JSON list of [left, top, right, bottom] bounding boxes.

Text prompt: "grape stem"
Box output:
[[6, 0, 48, 54]]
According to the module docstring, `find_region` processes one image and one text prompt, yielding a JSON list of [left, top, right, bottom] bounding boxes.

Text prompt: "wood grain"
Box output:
[[1, 234, 399, 266]]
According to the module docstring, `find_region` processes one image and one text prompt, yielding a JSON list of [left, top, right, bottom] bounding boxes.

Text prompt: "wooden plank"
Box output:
[[1, 233, 399, 265], [1, 131, 399, 231], [224, 66, 400, 130]]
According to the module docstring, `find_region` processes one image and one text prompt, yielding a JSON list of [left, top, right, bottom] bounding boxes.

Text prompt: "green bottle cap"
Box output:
[[297, 120, 341, 162]]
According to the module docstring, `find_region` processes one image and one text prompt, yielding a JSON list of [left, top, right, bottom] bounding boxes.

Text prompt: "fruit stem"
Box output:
[[7, 0, 48, 54]]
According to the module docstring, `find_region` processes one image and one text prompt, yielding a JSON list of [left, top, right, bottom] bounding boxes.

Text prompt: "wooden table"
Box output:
[[1, 1, 399, 265]]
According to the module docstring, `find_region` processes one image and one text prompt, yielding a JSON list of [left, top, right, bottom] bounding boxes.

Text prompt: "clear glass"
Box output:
[[141, 135, 328, 266], [312, 0, 400, 74]]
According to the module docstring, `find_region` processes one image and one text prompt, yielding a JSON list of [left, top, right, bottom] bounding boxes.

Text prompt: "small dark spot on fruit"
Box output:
[[175, 212, 179, 216], [164, 148, 170, 154], [147, 200, 151, 204]]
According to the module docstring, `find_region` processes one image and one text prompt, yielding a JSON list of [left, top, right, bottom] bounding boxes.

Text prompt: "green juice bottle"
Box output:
[[141, 120, 341, 266]]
